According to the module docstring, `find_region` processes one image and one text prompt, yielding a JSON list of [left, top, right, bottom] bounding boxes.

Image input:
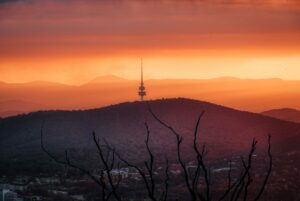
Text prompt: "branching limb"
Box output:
[[253, 135, 272, 201], [160, 158, 170, 201], [92, 132, 122, 201], [41, 107, 273, 201], [150, 109, 209, 201], [109, 123, 158, 201], [218, 160, 240, 201], [242, 156, 253, 201], [41, 123, 121, 201], [41, 127, 102, 187], [230, 139, 257, 201], [144, 123, 156, 198]]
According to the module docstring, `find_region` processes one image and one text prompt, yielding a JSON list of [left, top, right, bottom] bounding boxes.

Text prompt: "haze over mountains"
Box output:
[[1, 76, 300, 117]]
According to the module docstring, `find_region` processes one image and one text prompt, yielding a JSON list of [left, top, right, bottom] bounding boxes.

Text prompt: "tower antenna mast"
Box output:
[[138, 58, 146, 101]]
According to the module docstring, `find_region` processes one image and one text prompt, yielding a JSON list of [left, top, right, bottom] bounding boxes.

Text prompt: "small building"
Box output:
[[23, 196, 42, 201], [0, 184, 28, 192], [70, 195, 85, 201], [0, 189, 18, 201], [169, 164, 182, 175]]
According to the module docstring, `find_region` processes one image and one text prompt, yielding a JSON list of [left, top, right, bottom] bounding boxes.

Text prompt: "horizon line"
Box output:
[[0, 75, 298, 86]]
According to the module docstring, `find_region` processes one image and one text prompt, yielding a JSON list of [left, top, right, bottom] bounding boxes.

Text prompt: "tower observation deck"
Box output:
[[138, 60, 146, 101]]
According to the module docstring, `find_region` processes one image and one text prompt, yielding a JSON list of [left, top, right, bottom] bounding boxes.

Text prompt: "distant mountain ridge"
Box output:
[[88, 75, 129, 84], [0, 76, 300, 117], [0, 98, 299, 172], [262, 108, 300, 123], [0, 76, 293, 86], [0, 100, 46, 118]]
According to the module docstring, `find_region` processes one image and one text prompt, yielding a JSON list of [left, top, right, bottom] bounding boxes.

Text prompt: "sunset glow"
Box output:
[[1, 3, 300, 198], [1, 0, 300, 84]]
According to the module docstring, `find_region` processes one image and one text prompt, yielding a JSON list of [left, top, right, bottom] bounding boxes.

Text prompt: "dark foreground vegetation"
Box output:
[[40, 109, 272, 201], [1, 99, 299, 201]]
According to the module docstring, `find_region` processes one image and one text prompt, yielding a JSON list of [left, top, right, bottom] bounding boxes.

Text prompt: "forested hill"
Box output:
[[0, 98, 299, 172]]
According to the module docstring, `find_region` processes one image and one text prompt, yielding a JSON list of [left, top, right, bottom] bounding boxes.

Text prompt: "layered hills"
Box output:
[[1, 77, 300, 117], [262, 108, 300, 123]]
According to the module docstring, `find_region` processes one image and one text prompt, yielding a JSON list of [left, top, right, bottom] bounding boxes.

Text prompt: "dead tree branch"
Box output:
[[161, 158, 170, 201], [41, 123, 121, 201], [150, 109, 209, 201], [253, 135, 272, 201], [218, 136, 272, 201], [92, 132, 122, 201], [150, 108, 272, 201], [41, 108, 272, 201], [110, 122, 170, 201]]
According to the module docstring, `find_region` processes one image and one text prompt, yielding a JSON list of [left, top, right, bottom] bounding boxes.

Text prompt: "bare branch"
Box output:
[[41, 122, 121, 201], [218, 160, 236, 201], [150, 108, 209, 201], [253, 135, 273, 201], [41, 107, 273, 201], [149, 108, 182, 139], [110, 123, 158, 201], [144, 122, 156, 198], [230, 139, 257, 201], [192, 112, 205, 198], [160, 158, 170, 201], [40, 125, 103, 187], [92, 132, 122, 201]]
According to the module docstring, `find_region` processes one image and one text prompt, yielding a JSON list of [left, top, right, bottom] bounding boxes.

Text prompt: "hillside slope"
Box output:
[[1, 77, 300, 117], [0, 98, 299, 171], [262, 108, 300, 123]]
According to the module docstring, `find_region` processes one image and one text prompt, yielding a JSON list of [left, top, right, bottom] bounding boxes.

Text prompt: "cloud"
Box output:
[[0, 0, 299, 84], [0, 0, 299, 58]]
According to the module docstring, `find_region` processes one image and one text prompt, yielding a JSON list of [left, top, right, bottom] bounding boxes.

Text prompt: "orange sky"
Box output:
[[0, 0, 300, 84]]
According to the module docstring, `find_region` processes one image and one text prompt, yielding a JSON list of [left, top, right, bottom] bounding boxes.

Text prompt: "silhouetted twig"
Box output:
[[41, 108, 273, 201], [41, 123, 121, 201], [253, 135, 272, 201], [161, 158, 170, 201], [150, 109, 209, 201], [92, 132, 122, 201], [149, 108, 272, 201], [111, 122, 170, 201]]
